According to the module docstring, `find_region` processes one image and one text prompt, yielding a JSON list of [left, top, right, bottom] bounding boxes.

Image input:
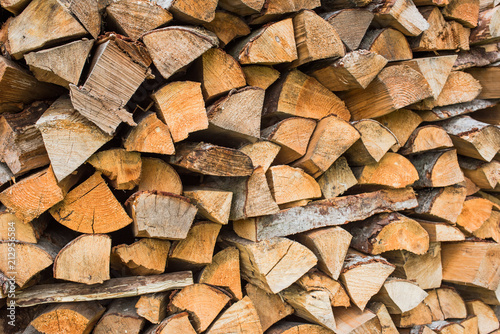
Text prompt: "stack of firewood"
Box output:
[[0, 0, 500, 333]]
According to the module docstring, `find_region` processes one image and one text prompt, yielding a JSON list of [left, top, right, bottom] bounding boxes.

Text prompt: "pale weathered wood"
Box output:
[[442, 0, 480, 28], [202, 11, 251, 46], [470, 7, 500, 45], [239, 141, 281, 172], [392, 301, 433, 328], [460, 157, 500, 190], [266, 165, 321, 205], [435, 287, 468, 319], [135, 292, 169, 324], [400, 125, 453, 155], [376, 108, 423, 152], [138, 157, 182, 194], [87, 149, 142, 190], [183, 187, 233, 225], [218, 0, 265, 15], [468, 66, 500, 99], [417, 100, 498, 122], [296, 269, 351, 307], [206, 296, 263, 334], [372, 0, 430, 36], [321, 9, 374, 51], [123, 112, 175, 156], [111, 238, 170, 276], [368, 302, 399, 334], [409, 149, 465, 188], [199, 247, 243, 299], [317, 157, 358, 199], [94, 298, 145, 334], [159, 0, 218, 24], [372, 278, 428, 314], [144, 312, 197, 334], [333, 307, 382, 334], [359, 28, 413, 61], [466, 300, 500, 334], [413, 185, 467, 223]]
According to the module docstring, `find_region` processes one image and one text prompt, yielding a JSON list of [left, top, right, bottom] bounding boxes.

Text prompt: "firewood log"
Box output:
[[466, 300, 500, 334], [110, 238, 170, 276], [87, 149, 141, 190], [470, 7, 500, 45], [474, 210, 500, 243], [233, 188, 418, 241], [203, 11, 251, 47], [458, 316, 479, 334], [0, 212, 47, 243], [168, 284, 231, 332], [239, 141, 281, 172], [183, 187, 232, 224], [263, 69, 350, 121], [341, 65, 433, 120], [230, 18, 298, 65], [416, 221, 465, 242], [400, 126, 453, 155], [143, 312, 196, 334], [435, 287, 468, 319], [126, 191, 197, 239], [296, 269, 351, 307], [408, 149, 465, 188], [372, 0, 430, 36], [456, 197, 497, 233], [248, 0, 321, 25], [442, 240, 500, 290], [242, 65, 280, 89], [424, 290, 446, 321], [143, 26, 218, 79], [372, 278, 428, 314], [333, 306, 382, 334], [218, 0, 266, 15], [205, 296, 263, 334], [199, 247, 243, 300], [138, 158, 182, 194], [339, 252, 395, 310], [267, 321, 332, 334], [359, 28, 413, 61], [317, 157, 358, 198], [169, 142, 254, 177], [29, 302, 105, 334], [465, 176, 481, 195], [472, 102, 500, 125], [0, 0, 31, 14], [106, 0, 173, 40], [321, 9, 374, 51], [368, 302, 399, 334], [392, 301, 433, 328], [451, 283, 500, 306], [58, 0, 101, 38], [266, 165, 322, 204], [123, 112, 175, 155], [413, 0, 448, 5], [35, 96, 112, 182], [135, 292, 169, 324], [427, 321, 465, 334], [50, 172, 132, 233], [413, 185, 467, 223], [308, 50, 387, 91], [442, 0, 480, 28], [417, 100, 498, 123], [156, 0, 218, 24], [0, 167, 65, 223], [460, 157, 500, 190], [468, 66, 500, 99], [219, 232, 317, 294], [94, 298, 145, 334], [321, 0, 372, 10], [24, 39, 94, 88]]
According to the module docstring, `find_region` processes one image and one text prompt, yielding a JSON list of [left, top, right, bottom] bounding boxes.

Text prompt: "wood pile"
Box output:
[[0, 0, 500, 333]]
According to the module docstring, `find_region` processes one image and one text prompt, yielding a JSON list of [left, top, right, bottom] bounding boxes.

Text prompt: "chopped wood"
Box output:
[[466, 300, 500, 334], [296, 269, 351, 307], [242, 65, 281, 89], [321, 0, 372, 10], [0, 212, 46, 243], [248, 0, 321, 25], [321, 9, 374, 51], [465, 176, 481, 195], [427, 321, 466, 334], [333, 305, 382, 334], [372, 0, 430, 36], [266, 165, 321, 205], [183, 187, 233, 224], [372, 278, 428, 315], [138, 157, 182, 194], [135, 292, 169, 324], [15, 271, 194, 307], [317, 157, 358, 199], [375, 108, 423, 152], [456, 197, 497, 233], [94, 298, 145, 334], [160, 0, 217, 24], [205, 296, 263, 334], [470, 7, 500, 45], [413, 0, 448, 5], [392, 301, 433, 328], [468, 66, 500, 99], [239, 141, 281, 172], [400, 125, 453, 155], [451, 283, 500, 306], [424, 290, 445, 321], [123, 112, 175, 155], [442, 0, 480, 28], [144, 312, 197, 334], [0, 163, 13, 187], [0, 0, 31, 15], [473, 210, 500, 243], [126, 191, 197, 239], [459, 316, 479, 334], [472, 102, 500, 125], [436, 287, 468, 319], [110, 238, 170, 276], [267, 321, 334, 333], [417, 100, 497, 122], [460, 157, 500, 190], [203, 11, 251, 47], [368, 302, 399, 334], [218, 0, 265, 15], [200, 247, 243, 300], [408, 149, 465, 188], [359, 28, 413, 62], [413, 185, 467, 223]]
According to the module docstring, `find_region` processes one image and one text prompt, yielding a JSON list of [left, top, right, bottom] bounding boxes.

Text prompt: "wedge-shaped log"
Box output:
[[200, 247, 243, 300], [242, 65, 280, 89], [400, 126, 453, 155], [468, 66, 500, 99], [138, 158, 182, 194], [15, 272, 194, 307], [417, 220, 465, 242], [372, 278, 428, 314], [434, 287, 468, 319], [266, 165, 321, 205], [202, 11, 251, 47], [135, 292, 169, 324], [144, 312, 196, 334], [471, 102, 500, 125], [111, 238, 170, 276], [50, 172, 132, 233], [220, 232, 317, 294], [1, 0, 31, 15], [57, 0, 101, 38], [456, 197, 497, 233], [359, 28, 413, 61], [248, 0, 321, 25], [322, 9, 373, 51], [206, 296, 263, 334], [413, 185, 467, 223], [372, 0, 430, 36], [333, 306, 382, 334], [349, 212, 430, 255], [339, 252, 395, 310], [418, 100, 498, 123], [233, 188, 418, 241], [0, 212, 46, 244], [466, 300, 500, 334], [263, 69, 350, 121], [0, 163, 13, 187], [341, 65, 433, 120], [427, 321, 466, 333], [123, 112, 175, 155], [218, 0, 265, 15], [87, 149, 142, 190], [392, 301, 433, 328], [230, 18, 298, 65], [317, 157, 358, 199], [143, 26, 218, 79], [470, 7, 500, 44], [409, 149, 464, 188], [94, 298, 145, 334], [474, 210, 500, 243], [451, 284, 500, 306], [368, 302, 399, 334], [126, 191, 197, 240], [239, 141, 281, 172], [296, 269, 351, 307], [169, 142, 253, 177], [156, 0, 217, 24], [183, 188, 233, 225], [442, 0, 480, 28], [376, 108, 423, 152]]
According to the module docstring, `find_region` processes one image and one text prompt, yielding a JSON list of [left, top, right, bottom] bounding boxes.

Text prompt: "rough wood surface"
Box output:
[[359, 28, 413, 61], [376, 108, 423, 152], [408, 149, 465, 188], [468, 66, 500, 99], [183, 187, 233, 224], [143, 312, 197, 334], [442, 0, 480, 28], [199, 247, 243, 299], [470, 7, 500, 45], [123, 112, 175, 155], [413, 185, 467, 223], [135, 292, 169, 324], [372, 0, 430, 36], [218, 0, 265, 15], [317, 157, 358, 199], [205, 296, 263, 334], [111, 238, 170, 276], [138, 158, 182, 194], [372, 278, 428, 314], [400, 125, 453, 155], [239, 141, 281, 172], [203, 11, 251, 46], [266, 165, 321, 205], [296, 269, 351, 307], [94, 298, 145, 334], [466, 300, 500, 334], [322, 9, 374, 51]]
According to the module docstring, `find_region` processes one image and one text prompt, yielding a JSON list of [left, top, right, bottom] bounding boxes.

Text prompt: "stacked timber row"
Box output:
[[0, 0, 500, 333]]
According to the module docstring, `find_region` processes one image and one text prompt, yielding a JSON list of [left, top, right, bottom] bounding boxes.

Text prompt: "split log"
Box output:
[[248, 0, 321, 25], [0, 167, 65, 223], [400, 126, 453, 155], [349, 212, 430, 255], [435, 287, 467, 319], [465, 176, 481, 195], [383, 242, 443, 289], [94, 298, 145, 334], [106, 0, 173, 40], [242, 65, 280, 89], [468, 66, 500, 99], [442, 0, 480, 28], [392, 301, 433, 328], [359, 28, 413, 62], [0, 101, 50, 176], [372, 0, 430, 36], [296, 269, 351, 307], [339, 252, 395, 310], [422, 290, 446, 322], [183, 187, 233, 224], [307, 50, 387, 91], [472, 102, 500, 125], [266, 165, 322, 205], [368, 302, 399, 334], [470, 7, 500, 45], [413, 185, 467, 223], [126, 191, 197, 239], [459, 316, 479, 334], [290, 9, 345, 67], [142, 26, 218, 79], [144, 312, 196, 334], [218, 0, 265, 15], [138, 158, 182, 194], [451, 284, 500, 306], [452, 43, 500, 70], [199, 247, 243, 300], [376, 108, 423, 152], [0, 212, 47, 243], [321, 0, 372, 10], [239, 141, 281, 172], [333, 306, 382, 334], [233, 188, 418, 241], [24, 39, 94, 88], [267, 321, 333, 334], [15, 271, 194, 307], [341, 65, 433, 120], [169, 221, 221, 268], [295, 226, 352, 279], [466, 300, 500, 334], [110, 238, 170, 276], [168, 284, 231, 332], [7, 0, 87, 59], [205, 296, 263, 334], [152, 81, 208, 143], [408, 149, 465, 188], [219, 232, 317, 294], [263, 69, 350, 121], [474, 210, 500, 243], [372, 278, 427, 315], [456, 197, 497, 234], [352, 152, 419, 188], [230, 18, 298, 65], [29, 302, 105, 334], [439, 116, 500, 162], [87, 149, 142, 190], [427, 321, 465, 334], [413, 0, 448, 5], [159, 0, 217, 24], [317, 157, 358, 199], [321, 9, 374, 51], [123, 112, 175, 155], [291, 115, 360, 177], [442, 240, 500, 290], [280, 284, 336, 330], [135, 292, 169, 324], [169, 142, 254, 177], [49, 172, 132, 233], [0, 163, 13, 187], [0, 0, 31, 15], [35, 96, 112, 182], [57, 0, 101, 38], [460, 158, 500, 190], [202, 11, 251, 47], [261, 117, 316, 165]]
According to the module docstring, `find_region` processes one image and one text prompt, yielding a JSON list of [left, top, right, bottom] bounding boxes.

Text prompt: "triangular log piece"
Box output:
[[94, 298, 145, 334], [460, 157, 500, 190], [135, 292, 169, 324], [368, 302, 399, 334], [296, 269, 351, 307], [248, 0, 321, 25], [156, 0, 218, 24], [205, 296, 263, 334], [218, 0, 265, 16], [470, 7, 500, 45], [202, 11, 251, 47], [392, 301, 433, 328], [376, 109, 423, 152], [408, 149, 465, 188], [442, 0, 480, 28], [239, 141, 281, 172], [143, 312, 196, 334], [456, 196, 497, 234], [473, 210, 500, 243], [321, 9, 374, 51], [200, 247, 243, 300], [87, 149, 142, 190], [138, 157, 182, 194], [333, 306, 382, 334], [123, 112, 175, 155], [183, 187, 233, 224], [317, 157, 358, 199], [400, 125, 453, 155], [413, 185, 467, 223], [465, 300, 500, 334], [417, 220, 465, 242], [0, 211, 47, 243], [266, 165, 322, 205], [242, 65, 280, 89], [372, 0, 430, 36], [372, 278, 428, 314], [467, 66, 500, 99], [58, 0, 101, 38], [359, 28, 413, 62]]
